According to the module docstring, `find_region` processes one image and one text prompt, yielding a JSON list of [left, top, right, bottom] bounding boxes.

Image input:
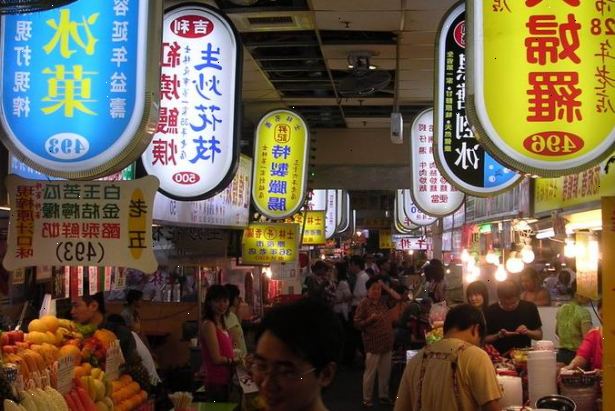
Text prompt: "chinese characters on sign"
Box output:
[[3, 175, 159, 273], [153, 154, 252, 227], [392, 235, 429, 251], [241, 223, 299, 264], [287, 210, 326, 245], [435, 3, 519, 195], [142, 5, 240, 200], [0, 0, 162, 178], [395, 195, 418, 233], [398, 189, 437, 226], [410, 108, 465, 217], [467, 0, 615, 176], [252, 110, 309, 219], [325, 189, 337, 239]]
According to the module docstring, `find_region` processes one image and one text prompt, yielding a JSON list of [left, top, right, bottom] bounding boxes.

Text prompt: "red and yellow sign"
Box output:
[[467, 1, 615, 176], [252, 109, 309, 219], [241, 223, 299, 264], [287, 210, 326, 245], [534, 153, 615, 214], [379, 229, 393, 249]]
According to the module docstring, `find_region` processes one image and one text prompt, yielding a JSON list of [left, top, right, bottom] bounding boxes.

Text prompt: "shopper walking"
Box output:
[[394, 304, 502, 411], [354, 276, 401, 408]]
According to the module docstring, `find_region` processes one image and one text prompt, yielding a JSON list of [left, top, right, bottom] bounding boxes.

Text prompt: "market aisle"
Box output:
[[323, 362, 405, 411]]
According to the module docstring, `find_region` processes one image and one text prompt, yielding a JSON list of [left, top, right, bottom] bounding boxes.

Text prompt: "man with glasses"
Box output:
[[394, 304, 502, 411], [251, 298, 343, 411], [484, 280, 543, 355]]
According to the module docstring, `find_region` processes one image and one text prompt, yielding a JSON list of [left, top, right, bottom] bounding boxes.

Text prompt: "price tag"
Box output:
[[88, 267, 98, 295], [56, 356, 74, 395], [105, 339, 124, 381]]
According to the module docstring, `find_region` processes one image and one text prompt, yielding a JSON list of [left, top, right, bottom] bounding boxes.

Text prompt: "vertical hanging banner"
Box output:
[[141, 4, 241, 200], [410, 108, 465, 217], [3, 175, 159, 273], [252, 109, 309, 219], [394, 195, 418, 233], [325, 189, 337, 239], [0, 0, 163, 179], [434, 2, 520, 196], [399, 189, 437, 226], [467, 1, 615, 177], [241, 223, 299, 264]]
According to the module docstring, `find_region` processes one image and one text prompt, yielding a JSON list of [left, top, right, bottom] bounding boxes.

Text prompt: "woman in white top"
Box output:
[[333, 262, 352, 322]]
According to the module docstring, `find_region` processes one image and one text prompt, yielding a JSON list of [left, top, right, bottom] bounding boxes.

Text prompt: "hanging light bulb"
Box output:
[[263, 267, 272, 278], [564, 238, 576, 258], [461, 249, 470, 263], [520, 243, 535, 264], [495, 264, 508, 281], [485, 249, 499, 265], [505, 252, 524, 273]]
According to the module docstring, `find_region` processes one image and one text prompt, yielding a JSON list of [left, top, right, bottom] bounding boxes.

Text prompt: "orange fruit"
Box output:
[[28, 319, 48, 333], [40, 315, 59, 333], [58, 344, 81, 366]]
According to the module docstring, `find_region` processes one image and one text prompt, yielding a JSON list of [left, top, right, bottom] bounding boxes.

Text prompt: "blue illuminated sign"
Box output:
[[0, 0, 162, 179]]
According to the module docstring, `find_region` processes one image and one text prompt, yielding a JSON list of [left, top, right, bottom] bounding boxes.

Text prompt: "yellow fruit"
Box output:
[[90, 367, 101, 379], [45, 331, 59, 345], [28, 319, 48, 333], [39, 315, 59, 333], [93, 379, 106, 402], [25, 331, 47, 345], [95, 401, 109, 411]]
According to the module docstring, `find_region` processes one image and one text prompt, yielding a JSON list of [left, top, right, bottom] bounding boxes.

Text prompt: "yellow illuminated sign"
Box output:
[[379, 229, 393, 249], [241, 223, 299, 265], [468, 1, 615, 177], [252, 109, 309, 219], [287, 210, 326, 245], [534, 153, 615, 214]]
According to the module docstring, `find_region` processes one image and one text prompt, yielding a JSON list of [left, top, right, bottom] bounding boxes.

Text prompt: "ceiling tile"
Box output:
[[314, 11, 402, 31], [311, 0, 401, 11], [399, 31, 437, 46], [403, 11, 444, 31], [327, 58, 396, 71], [320, 44, 396, 60]]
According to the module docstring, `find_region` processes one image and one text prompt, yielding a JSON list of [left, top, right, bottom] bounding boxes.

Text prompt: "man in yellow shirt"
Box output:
[[394, 304, 502, 411]]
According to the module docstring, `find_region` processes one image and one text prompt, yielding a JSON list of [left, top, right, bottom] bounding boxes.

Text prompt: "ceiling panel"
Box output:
[[399, 31, 437, 46], [403, 10, 446, 31], [320, 44, 396, 60], [311, 0, 401, 11], [314, 11, 403, 31]]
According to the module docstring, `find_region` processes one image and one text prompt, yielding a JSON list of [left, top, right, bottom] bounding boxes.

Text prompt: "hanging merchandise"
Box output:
[[141, 4, 242, 201], [0, 0, 163, 179], [410, 108, 465, 217], [252, 109, 309, 219], [466, 1, 615, 177], [434, 2, 520, 195]]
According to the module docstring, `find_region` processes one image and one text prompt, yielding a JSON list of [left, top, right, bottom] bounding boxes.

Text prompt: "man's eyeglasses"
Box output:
[[250, 361, 316, 382]]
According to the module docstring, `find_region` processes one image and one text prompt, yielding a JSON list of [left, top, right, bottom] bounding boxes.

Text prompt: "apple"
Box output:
[[1, 332, 9, 346]]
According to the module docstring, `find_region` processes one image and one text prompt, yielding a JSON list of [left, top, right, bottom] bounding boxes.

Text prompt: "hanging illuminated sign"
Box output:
[[241, 222, 299, 264], [336, 189, 350, 232], [307, 189, 327, 211], [394, 195, 418, 233], [0, 0, 163, 179], [410, 108, 465, 217], [141, 4, 241, 200], [398, 189, 436, 226], [434, 2, 520, 195], [325, 189, 337, 239], [467, 1, 615, 177], [3, 175, 159, 273], [287, 210, 326, 245], [252, 109, 309, 219]]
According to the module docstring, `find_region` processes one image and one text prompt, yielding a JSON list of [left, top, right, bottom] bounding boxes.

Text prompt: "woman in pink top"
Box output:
[[563, 301, 603, 371], [200, 285, 237, 402]]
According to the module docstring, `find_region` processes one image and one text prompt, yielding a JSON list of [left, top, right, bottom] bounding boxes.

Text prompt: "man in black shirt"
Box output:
[[484, 280, 543, 355]]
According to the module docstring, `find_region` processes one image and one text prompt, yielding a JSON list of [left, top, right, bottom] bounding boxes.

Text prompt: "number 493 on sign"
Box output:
[[523, 131, 583, 156], [55, 241, 104, 264]]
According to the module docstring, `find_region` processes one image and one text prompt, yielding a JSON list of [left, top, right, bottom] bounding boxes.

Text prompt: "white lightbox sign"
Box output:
[[410, 108, 465, 217], [325, 189, 337, 239], [141, 4, 241, 200], [399, 189, 437, 226]]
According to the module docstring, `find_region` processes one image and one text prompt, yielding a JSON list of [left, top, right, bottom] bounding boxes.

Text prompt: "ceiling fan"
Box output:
[[338, 51, 392, 97]]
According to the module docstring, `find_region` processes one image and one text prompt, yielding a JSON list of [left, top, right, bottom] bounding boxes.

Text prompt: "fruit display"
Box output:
[[425, 326, 443, 344], [0, 315, 152, 411]]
